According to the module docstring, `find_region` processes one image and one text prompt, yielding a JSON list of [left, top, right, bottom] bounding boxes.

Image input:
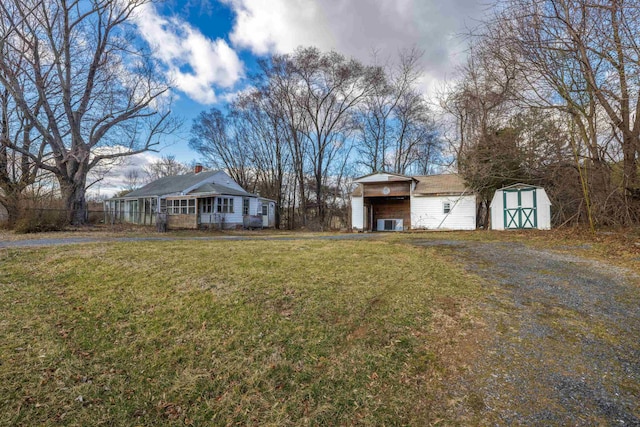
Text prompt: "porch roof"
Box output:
[[187, 182, 256, 198]]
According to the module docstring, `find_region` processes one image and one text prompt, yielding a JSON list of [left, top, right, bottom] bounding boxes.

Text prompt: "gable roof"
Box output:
[[498, 183, 543, 191], [121, 170, 220, 198], [354, 171, 414, 183], [351, 173, 469, 197]]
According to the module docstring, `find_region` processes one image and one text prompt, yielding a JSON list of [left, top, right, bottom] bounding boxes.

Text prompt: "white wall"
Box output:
[[410, 195, 476, 230], [351, 196, 364, 230], [219, 196, 244, 225], [538, 190, 552, 230], [250, 198, 261, 216], [490, 191, 505, 230]]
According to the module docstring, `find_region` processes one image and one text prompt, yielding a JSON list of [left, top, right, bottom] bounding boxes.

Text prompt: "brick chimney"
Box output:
[[194, 164, 203, 174]]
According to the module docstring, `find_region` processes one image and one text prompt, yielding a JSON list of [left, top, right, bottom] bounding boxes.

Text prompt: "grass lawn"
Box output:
[[0, 238, 483, 425]]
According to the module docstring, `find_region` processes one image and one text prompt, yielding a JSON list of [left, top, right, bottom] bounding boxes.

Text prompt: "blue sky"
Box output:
[[94, 0, 485, 197], [139, 0, 486, 160]]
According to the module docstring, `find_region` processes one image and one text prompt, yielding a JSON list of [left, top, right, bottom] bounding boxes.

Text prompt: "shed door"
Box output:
[[503, 188, 537, 229], [262, 204, 269, 227]]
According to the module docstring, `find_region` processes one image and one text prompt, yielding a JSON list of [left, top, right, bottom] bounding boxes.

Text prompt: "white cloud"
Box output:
[[87, 150, 162, 199], [134, 3, 244, 104], [222, 0, 484, 92], [222, 0, 335, 55]]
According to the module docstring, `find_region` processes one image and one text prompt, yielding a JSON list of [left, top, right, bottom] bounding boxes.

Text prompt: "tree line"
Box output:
[[442, 0, 640, 228], [2, 0, 639, 230], [189, 47, 441, 229]]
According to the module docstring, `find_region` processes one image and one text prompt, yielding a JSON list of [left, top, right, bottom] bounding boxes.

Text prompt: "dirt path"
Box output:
[[416, 239, 640, 425]]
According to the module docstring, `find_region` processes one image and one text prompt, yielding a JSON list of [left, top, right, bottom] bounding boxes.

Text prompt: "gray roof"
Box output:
[[188, 182, 254, 197], [122, 170, 220, 198]]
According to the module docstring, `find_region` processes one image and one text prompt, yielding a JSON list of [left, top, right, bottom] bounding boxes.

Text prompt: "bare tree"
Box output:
[[357, 48, 441, 175], [489, 0, 640, 224], [440, 35, 535, 227], [0, 0, 175, 224], [232, 88, 292, 228], [0, 82, 48, 226], [261, 53, 311, 227], [143, 155, 190, 182], [289, 47, 382, 228], [190, 108, 254, 190]]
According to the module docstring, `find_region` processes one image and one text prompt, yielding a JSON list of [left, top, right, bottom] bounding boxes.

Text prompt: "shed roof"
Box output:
[[498, 183, 543, 191], [120, 170, 220, 198], [351, 173, 469, 197], [413, 174, 469, 195]]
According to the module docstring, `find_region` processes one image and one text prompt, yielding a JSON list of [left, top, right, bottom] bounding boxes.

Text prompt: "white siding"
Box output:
[[490, 191, 505, 230], [250, 198, 260, 216], [537, 190, 552, 230], [217, 196, 244, 227], [351, 196, 364, 230], [410, 195, 476, 230]]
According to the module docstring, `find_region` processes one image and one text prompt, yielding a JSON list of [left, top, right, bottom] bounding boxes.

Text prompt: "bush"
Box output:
[[13, 209, 67, 234]]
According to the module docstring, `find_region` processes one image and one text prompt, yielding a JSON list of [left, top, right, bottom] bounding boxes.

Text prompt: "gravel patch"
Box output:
[[414, 239, 640, 425]]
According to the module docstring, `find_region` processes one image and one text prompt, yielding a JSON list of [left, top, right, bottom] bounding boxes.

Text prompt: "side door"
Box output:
[[262, 203, 269, 227]]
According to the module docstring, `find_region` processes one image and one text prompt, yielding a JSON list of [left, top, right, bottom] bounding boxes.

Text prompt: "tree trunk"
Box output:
[[316, 171, 324, 230], [623, 134, 639, 195], [59, 177, 88, 225], [1, 192, 20, 228]]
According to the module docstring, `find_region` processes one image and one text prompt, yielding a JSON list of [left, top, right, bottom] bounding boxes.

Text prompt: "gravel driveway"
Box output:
[[415, 240, 640, 425]]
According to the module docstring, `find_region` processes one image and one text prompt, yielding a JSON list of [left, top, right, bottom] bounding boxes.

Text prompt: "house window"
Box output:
[[168, 199, 195, 215], [443, 202, 451, 214], [217, 197, 234, 213], [242, 198, 250, 215], [262, 204, 268, 216], [201, 198, 214, 214]]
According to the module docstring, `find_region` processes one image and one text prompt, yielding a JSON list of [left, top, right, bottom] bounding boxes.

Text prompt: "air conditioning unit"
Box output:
[[377, 218, 403, 231]]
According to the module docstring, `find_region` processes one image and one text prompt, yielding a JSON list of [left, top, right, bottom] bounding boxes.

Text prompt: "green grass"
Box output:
[[0, 239, 482, 426]]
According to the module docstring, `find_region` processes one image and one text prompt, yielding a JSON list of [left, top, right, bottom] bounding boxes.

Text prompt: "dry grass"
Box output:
[[0, 238, 484, 426], [0, 224, 350, 243]]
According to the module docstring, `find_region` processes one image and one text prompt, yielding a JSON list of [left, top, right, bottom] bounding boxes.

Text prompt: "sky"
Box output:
[[95, 0, 486, 198]]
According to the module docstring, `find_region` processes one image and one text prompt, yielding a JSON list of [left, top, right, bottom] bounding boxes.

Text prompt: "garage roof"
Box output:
[[352, 173, 469, 197]]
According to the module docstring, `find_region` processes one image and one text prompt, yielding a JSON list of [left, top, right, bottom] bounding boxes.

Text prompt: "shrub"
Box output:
[[13, 209, 67, 233]]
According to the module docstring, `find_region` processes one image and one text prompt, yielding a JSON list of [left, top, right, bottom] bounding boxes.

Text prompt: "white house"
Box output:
[[105, 167, 276, 230], [351, 172, 476, 231], [490, 183, 552, 230]]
